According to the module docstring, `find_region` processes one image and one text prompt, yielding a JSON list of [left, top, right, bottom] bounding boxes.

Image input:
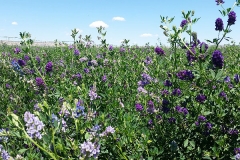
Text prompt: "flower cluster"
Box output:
[[0, 129, 8, 143], [215, 18, 224, 31], [199, 42, 208, 53], [175, 106, 188, 115], [227, 11, 236, 25], [35, 77, 45, 88], [138, 73, 153, 87], [135, 103, 143, 112], [172, 88, 182, 96], [196, 94, 207, 103], [212, 50, 224, 68], [13, 47, 21, 54], [80, 141, 100, 159], [89, 85, 98, 101], [144, 56, 152, 65], [180, 19, 188, 27], [74, 49, 80, 56], [176, 70, 194, 80], [24, 112, 45, 139], [100, 126, 115, 137], [18, 59, 26, 67], [186, 47, 196, 63], [154, 46, 165, 55], [0, 145, 10, 160], [45, 61, 53, 72]]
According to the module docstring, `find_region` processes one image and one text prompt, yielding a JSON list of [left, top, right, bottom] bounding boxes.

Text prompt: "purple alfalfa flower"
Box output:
[[74, 49, 80, 56], [87, 61, 92, 66], [148, 119, 153, 126], [155, 46, 165, 55], [215, 18, 224, 31], [91, 60, 98, 66], [228, 128, 238, 135], [17, 59, 26, 67], [195, 121, 200, 126], [102, 75, 107, 82], [164, 80, 172, 87], [147, 100, 155, 114], [161, 89, 169, 96], [172, 88, 182, 96], [234, 74, 240, 83], [137, 86, 148, 94], [24, 55, 30, 61], [89, 87, 98, 101], [84, 68, 90, 74], [36, 56, 41, 64], [35, 77, 45, 88], [219, 91, 228, 100], [80, 141, 100, 159], [68, 45, 74, 50], [162, 99, 169, 107], [135, 103, 143, 112], [180, 19, 188, 27], [196, 94, 207, 103], [186, 47, 196, 63], [5, 84, 11, 89], [109, 45, 113, 51], [120, 47, 125, 53], [177, 70, 194, 80], [144, 56, 152, 65], [1, 149, 10, 160], [45, 61, 53, 72], [215, 0, 224, 5], [100, 126, 115, 137], [80, 57, 88, 62], [75, 73, 82, 80], [224, 76, 230, 83], [228, 11, 236, 25], [198, 115, 206, 122], [212, 50, 224, 68], [75, 105, 86, 118], [235, 148, 240, 154], [175, 106, 188, 115], [24, 111, 44, 139], [199, 42, 209, 53], [205, 122, 213, 130], [235, 153, 240, 160], [13, 47, 21, 54]]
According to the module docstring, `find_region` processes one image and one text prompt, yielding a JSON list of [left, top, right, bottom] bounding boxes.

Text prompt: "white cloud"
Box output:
[[154, 34, 159, 37], [12, 22, 18, 25], [89, 21, 109, 28], [112, 17, 125, 21], [140, 33, 153, 37]]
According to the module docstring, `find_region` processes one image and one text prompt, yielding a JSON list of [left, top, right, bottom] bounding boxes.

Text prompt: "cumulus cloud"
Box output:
[[112, 17, 125, 21], [12, 22, 18, 25], [76, 28, 83, 33], [89, 21, 109, 28], [140, 33, 153, 37]]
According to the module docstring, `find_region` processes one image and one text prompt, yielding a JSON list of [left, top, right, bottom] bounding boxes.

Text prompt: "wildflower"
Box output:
[[135, 103, 143, 112], [45, 61, 53, 72], [155, 46, 165, 55], [224, 76, 230, 83], [13, 47, 21, 54], [5, 84, 11, 89], [109, 45, 113, 51], [17, 59, 26, 67], [147, 100, 155, 114], [35, 77, 45, 87], [198, 115, 206, 122], [168, 117, 176, 124], [161, 89, 169, 96], [219, 91, 227, 100], [186, 47, 196, 63], [79, 57, 88, 62], [102, 75, 107, 82], [235, 148, 240, 154], [36, 56, 41, 64], [80, 141, 100, 159], [89, 89, 98, 101], [24, 55, 30, 61], [120, 48, 125, 53], [68, 45, 74, 50], [74, 49, 80, 56], [180, 19, 188, 27], [84, 68, 90, 73], [1, 150, 10, 160], [205, 122, 213, 130], [137, 86, 148, 94], [234, 74, 239, 83], [196, 94, 207, 103], [144, 56, 152, 65], [24, 111, 44, 139], [74, 105, 86, 118], [228, 128, 238, 135], [200, 42, 208, 53], [235, 153, 240, 160], [172, 88, 182, 96], [177, 70, 194, 80], [212, 50, 224, 68], [215, 18, 224, 31], [228, 11, 236, 25], [215, 0, 224, 5], [162, 106, 170, 113], [164, 80, 172, 87], [162, 99, 169, 106]]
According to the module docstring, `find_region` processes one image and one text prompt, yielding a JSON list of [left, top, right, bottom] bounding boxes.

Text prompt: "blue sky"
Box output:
[[0, 0, 239, 46]]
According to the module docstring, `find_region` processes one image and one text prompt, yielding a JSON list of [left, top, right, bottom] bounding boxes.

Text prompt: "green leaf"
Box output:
[[190, 141, 195, 148], [18, 149, 28, 154], [184, 139, 189, 148], [210, 70, 215, 79], [215, 69, 223, 80]]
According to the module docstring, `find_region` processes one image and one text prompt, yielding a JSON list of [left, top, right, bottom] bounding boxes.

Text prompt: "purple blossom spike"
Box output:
[[45, 61, 53, 72], [228, 11, 236, 25], [215, 18, 224, 31], [212, 50, 224, 68], [155, 46, 165, 55]]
